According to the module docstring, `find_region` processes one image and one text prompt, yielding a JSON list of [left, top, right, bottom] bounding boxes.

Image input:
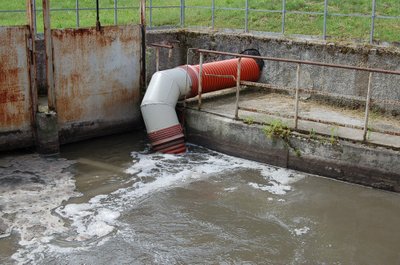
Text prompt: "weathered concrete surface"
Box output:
[[0, 26, 34, 151], [185, 108, 400, 192], [146, 29, 400, 115], [51, 26, 143, 144], [190, 90, 400, 148], [35, 112, 60, 154]]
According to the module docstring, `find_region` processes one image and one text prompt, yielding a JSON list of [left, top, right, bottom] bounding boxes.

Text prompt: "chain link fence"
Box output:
[[1, 1, 399, 44]]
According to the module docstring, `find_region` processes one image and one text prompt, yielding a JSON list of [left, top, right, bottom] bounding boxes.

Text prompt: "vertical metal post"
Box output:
[[198, 52, 204, 110], [140, 0, 146, 92], [245, 0, 249, 33], [211, 0, 215, 30], [363, 72, 373, 141], [235, 57, 242, 119], [149, 0, 153, 28], [114, 0, 118, 25], [32, 0, 37, 35], [370, 0, 376, 44], [323, 0, 328, 40], [76, 0, 80, 28], [96, 0, 101, 30], [180, 0, 185, 28], [281, 0, 286, 34], [27, 0, 38, 114], [294, 63, 301, 129], [155, 47, 160, 72], [42, 0, 56, 111]]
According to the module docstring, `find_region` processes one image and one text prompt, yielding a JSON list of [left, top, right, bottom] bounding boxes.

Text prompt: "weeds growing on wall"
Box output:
[[263, 119, 301, 157]]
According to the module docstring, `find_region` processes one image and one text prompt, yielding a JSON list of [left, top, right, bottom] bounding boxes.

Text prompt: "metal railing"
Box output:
[[182, 48, 400, 143], [146, 0, 399, 44], [1, 1, 399, 43], [0, 0, 140, 33]]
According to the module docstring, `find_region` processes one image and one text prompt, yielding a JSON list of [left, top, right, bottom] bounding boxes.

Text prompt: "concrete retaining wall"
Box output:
[[185, 108, 400, 192]]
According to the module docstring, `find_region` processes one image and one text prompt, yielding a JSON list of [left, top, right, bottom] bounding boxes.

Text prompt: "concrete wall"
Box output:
[[185, 108, 400, 192], [146, 30, 400, 115]]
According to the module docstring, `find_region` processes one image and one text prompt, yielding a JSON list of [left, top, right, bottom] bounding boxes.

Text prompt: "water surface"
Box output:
[[1, 131, 399, 264]]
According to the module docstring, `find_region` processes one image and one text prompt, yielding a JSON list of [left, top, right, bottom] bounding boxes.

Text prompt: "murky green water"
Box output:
[[1, 131, 400, 264]]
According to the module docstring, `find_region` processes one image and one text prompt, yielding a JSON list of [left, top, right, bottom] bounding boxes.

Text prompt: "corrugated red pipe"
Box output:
[[144, 57, 261, 154], [185, 58, 261, 97]]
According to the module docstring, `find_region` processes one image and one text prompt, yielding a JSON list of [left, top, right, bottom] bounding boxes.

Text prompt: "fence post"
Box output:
[[323, 0, 328, 40], [294, 63, 301, 129], [76, 0, 79, 28], [114, 0, 118, 25], [235, 57, 242, 119], [370, 0, 376, 44], [245, 0, 249, 33], [30, 0, 37, 35], [198, 52, 204, 110], [363, 72, 373, 141], [149, 0, 153, 28], [42, 0, 56, 111], [211, 0, 215, 30], [180, 0, 185, 28], [281, 0, 286, 34], [27, 0, 38, 114]]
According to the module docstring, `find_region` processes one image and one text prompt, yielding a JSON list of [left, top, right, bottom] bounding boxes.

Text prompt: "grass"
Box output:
[[0, 0, 399, 43]]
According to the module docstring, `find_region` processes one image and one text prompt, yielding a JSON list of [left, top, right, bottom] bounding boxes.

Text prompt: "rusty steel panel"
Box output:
[[52, 26, 142, 132], [0, 26, 33, 138]]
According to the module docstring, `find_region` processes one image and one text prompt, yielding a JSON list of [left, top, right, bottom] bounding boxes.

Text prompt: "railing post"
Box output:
[[76, 0, 79, 28], [27, 0, 38, 115], [245, 0, 249, 33], [235, 57, 242, 119], [198, 52, 204, 110], [294, 63, 301, 129], [31, 0, 37, 35], [96, 0, 101, 30], [149, 0, 153, 28], [323, 0, 328, 40], [155, 47, 160, 72], [363, 72, 373, 141], [180, 0, 185, 28], [370, 0, 376, 44], [114, 0, 118, 25], [42, 0, 56, 111], [211, 0, 215, 30], [281, 0, 286, 34]]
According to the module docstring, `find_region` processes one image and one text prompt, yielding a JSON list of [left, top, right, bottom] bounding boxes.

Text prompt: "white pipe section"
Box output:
[[141, 67, 192, 133]]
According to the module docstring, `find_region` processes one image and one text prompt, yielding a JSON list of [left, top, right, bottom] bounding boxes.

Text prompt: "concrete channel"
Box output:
[[1, 26, 399, 192]]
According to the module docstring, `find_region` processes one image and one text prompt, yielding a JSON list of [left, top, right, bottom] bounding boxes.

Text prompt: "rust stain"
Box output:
[[52, 26, 141, 127], [0, 27, 31, 130]]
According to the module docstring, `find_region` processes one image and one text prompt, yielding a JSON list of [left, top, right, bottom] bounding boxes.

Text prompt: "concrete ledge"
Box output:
[[185, 109, 400, 192]]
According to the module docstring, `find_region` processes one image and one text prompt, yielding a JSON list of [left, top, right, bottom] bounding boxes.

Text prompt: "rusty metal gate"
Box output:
[[50, 25, 143, 143], [0, 26, 34, 150], [0, 0, 145, 151]]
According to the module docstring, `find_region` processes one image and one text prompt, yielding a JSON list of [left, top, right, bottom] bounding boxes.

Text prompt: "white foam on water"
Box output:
[[293, 226, 311, 236], [2, 146, 307, 264], [248, 167, 305, 195], [0, 154, 79, 264]]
